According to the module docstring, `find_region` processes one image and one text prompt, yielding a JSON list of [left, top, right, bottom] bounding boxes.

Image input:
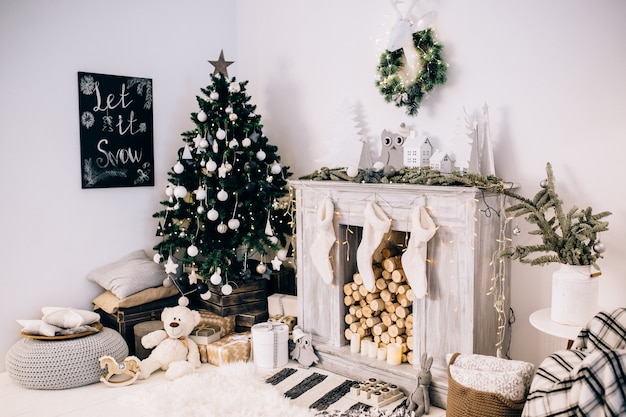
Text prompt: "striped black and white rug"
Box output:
[[263, 366, 418, 417]]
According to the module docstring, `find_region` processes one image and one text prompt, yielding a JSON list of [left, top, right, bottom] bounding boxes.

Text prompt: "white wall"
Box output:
[[234, 0, 626, 366], [1, 0, 625, 372], [0, 0, 236, 371]]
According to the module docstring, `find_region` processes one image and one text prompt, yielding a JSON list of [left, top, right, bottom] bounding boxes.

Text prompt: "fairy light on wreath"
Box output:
[[375, 27, 448, 116]]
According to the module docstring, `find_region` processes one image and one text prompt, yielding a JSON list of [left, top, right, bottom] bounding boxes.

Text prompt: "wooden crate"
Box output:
[[192, 279, 268, 317]]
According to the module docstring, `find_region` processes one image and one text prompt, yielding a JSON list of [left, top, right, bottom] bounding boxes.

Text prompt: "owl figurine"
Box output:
[[373, 124, 408, 172], [290, 326, 319, 368]]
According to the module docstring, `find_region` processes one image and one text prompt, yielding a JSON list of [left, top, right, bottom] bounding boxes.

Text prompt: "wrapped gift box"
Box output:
[[206, 332, 251, 366], [189, 325, 221, 345], [251, 322, 289, 369], [267, 294, 298, 317], [193, 280, 267, 317], [268, 314, 297, 332], [197, 310, 236, 336]]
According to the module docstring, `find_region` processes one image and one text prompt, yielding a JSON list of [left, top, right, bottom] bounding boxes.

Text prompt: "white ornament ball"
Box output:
[[256, 150, 266, 161], [228, 82, 240, 93], [271, 162, 282, 175], [207, 208, 219, 221], [153, 253, 163, 263], [217, 189, 228, 201], [165, 185, 174, 196], [174, 162, 184, 174], [225, 106, 233, 114], [228, 218, 240, 230], [277, 248, 288, 261], [346, 166, 359, 178], [256, 263, 267, 274], [197, 110, 208, 122], [206, 159, 217, 171], [195, 188, 207, 200], [197, 206, 205, 214], [217, 223, 228, 233], [373, 161, 385, 172], [229, 139, 239, 149], [210, 91, 219, 100], [221, 283, 233, 296], [178, 296, 190, 307], [200, 291, 212, 301], [187, 245, 199, 257], [216, 128, 227, 140], [163, 276, 173, 287], [242, 138, 251, 147], [210, 272, 222, 285], [229, 113, 238, 122], [200, 139, 209, 148], [174, 185, 187, 199]]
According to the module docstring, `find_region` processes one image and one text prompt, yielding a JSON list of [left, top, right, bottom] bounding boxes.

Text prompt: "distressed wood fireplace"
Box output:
[[290, 180, 511, 408]]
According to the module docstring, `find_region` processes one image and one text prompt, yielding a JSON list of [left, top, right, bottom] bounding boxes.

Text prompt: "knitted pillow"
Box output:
[[87, 250, 167, 298], [449, 354, 534, 401]]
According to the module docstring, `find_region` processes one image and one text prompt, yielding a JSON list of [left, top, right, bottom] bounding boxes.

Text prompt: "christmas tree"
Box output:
[[153, 53, 292, 301]]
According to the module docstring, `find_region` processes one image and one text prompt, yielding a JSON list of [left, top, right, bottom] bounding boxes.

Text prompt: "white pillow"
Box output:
[[86, 250, 167, 298], [41, 307, 100, 329], [17, 319, 63, 337]]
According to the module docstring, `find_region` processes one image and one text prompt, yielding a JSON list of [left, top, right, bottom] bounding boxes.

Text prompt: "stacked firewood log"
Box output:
[[343, 248, 415, 364]]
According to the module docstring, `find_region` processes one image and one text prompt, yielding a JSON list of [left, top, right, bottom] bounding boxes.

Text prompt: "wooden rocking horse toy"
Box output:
[[99, 355, 141, 387]]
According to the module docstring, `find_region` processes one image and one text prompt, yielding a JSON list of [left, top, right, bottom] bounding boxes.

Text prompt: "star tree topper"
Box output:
[[209, 50, 234, 78]]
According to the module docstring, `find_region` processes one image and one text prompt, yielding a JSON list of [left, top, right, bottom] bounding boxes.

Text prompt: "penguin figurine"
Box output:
[[290, 326, 319, 368]]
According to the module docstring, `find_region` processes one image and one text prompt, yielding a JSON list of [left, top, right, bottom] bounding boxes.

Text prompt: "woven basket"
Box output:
[[446, 352, 526, 417]]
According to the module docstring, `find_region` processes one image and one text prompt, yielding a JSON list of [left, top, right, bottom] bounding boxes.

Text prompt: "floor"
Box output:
[[1, 361, 446, 417]]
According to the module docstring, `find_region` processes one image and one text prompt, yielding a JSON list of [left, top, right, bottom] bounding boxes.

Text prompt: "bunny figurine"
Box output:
[[406, 352, 433, 416]]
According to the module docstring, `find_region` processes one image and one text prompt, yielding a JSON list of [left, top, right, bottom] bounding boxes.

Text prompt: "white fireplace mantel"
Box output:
[[290, 180, 512, 408]]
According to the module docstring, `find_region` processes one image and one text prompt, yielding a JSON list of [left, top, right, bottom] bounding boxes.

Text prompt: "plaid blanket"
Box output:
[[522, 308, 626, 417]]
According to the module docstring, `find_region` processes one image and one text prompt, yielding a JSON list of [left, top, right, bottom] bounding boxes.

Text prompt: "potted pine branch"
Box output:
[[500, 162, 611, 326]]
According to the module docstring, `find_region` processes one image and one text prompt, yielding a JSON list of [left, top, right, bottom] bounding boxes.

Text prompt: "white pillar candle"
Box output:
[[377, 347, 387, 361], [367, 341, 378, 358], [360, 340, 370, 356], [386, 343, 402, 365], [350, 333, 361, 353]]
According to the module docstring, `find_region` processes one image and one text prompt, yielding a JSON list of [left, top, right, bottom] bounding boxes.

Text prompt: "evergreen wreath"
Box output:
[[376, 27, 447, 116]]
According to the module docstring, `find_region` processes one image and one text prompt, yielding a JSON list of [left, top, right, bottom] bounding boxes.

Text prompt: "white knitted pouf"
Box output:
[[5, 327, 128, 390]]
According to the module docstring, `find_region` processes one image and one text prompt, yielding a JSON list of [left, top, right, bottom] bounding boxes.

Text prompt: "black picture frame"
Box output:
[[78, 72, 154, 189]]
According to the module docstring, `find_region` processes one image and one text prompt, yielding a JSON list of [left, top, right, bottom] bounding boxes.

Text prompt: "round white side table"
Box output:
[[529, 307, 583, 349]]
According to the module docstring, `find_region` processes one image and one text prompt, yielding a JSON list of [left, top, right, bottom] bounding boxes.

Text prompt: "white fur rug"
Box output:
[[123, 362, 315, 417]]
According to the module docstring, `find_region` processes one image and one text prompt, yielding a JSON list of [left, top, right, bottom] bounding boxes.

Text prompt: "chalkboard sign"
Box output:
[[78, 72, 154, 188]]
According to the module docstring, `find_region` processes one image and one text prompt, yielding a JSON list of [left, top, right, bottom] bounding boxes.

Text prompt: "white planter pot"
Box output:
[[551, 264, 599, 326]]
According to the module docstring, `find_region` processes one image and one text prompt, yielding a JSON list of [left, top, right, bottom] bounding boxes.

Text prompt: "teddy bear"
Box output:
[[139, 305, 202, 380]]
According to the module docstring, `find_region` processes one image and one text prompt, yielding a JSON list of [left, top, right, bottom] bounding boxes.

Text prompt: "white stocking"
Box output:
[[401, 205, 437, 298], [356, 202, 391, 291], [310, 198, 336, 284]]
